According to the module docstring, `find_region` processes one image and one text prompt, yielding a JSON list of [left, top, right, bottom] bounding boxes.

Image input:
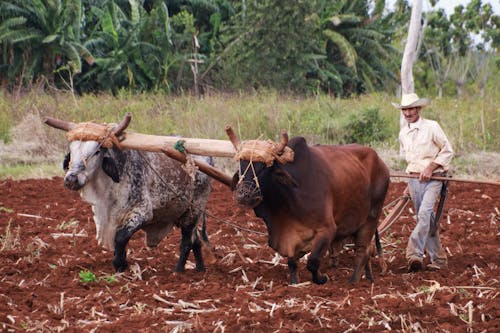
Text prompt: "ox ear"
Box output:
[[272, 168, 298, 187], [63, 153, 70, 171], [102, 155, 120, 183], [230, 172, 239, 191]]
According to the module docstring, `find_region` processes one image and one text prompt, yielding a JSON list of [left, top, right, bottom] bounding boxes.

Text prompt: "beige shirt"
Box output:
[[399, 118, 454, 174]]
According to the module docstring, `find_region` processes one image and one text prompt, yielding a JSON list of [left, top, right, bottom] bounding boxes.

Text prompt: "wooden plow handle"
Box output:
[[378, 195, 411, 236], [390, 172, 499, 186]]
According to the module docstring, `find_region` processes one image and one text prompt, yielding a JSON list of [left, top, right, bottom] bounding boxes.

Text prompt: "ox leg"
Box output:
[[191, 234, 206, 272], [175, 223, 205, 272], [199, 214, 216, 265], [364, 259, 375, 283], [287, 258, 299, 284], [350, 227, 375, 284], [307, 236, 329, 285], [114, 225, 140, 272], [327, 240, 343, 268]]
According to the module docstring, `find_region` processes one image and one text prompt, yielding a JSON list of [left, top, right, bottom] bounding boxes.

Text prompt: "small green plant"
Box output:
[[102, 274, 117, 283], [78, 270, 117, 284], [56, 219, 79, 230], [24, 240, 44, 263], [79, 270, 99, 283], [0, 206, 13, 213], [459, 313, 469, 322], [417, 285, 431, 293], [458, 288, 472, 299]]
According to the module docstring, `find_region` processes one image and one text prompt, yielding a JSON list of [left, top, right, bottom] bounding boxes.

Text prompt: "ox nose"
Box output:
[[64, 173, 82, 191], [235, 182, 263, 207]]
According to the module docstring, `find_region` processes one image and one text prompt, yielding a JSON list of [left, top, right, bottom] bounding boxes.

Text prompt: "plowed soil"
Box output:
[[0, 177, 498, 332]]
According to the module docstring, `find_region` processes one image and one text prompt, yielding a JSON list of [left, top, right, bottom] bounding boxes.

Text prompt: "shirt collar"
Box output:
[[408, 117, 422, 130]]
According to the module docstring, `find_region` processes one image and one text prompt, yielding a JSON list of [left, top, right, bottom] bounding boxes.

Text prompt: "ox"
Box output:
[[45, 114, 213, 273], [226, 127, 390, 284]]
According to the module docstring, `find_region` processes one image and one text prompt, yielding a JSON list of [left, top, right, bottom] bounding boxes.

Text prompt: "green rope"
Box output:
[[174, 140, 186, 153]]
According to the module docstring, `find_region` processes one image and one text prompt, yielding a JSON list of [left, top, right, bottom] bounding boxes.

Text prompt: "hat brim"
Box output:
[[392, 98, 430, 109]]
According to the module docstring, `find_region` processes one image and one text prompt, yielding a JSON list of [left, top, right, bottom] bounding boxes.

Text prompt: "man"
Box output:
[[392, 93, 454, 272]]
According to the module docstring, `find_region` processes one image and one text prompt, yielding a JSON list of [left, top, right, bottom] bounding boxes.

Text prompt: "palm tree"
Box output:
[[310, 0, 399, 95], [0, 0, 93, 90], [78, 0, 158, 92]]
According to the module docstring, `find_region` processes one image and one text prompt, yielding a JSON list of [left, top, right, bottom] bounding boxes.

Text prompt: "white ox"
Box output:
[[47, 114, 213, 273]]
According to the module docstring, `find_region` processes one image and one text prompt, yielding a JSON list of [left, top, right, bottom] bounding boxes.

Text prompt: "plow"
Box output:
[[44, 112, 499, 237]]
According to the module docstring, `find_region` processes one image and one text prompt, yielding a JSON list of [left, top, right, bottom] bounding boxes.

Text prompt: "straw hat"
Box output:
[[391, 93, 430, 109]]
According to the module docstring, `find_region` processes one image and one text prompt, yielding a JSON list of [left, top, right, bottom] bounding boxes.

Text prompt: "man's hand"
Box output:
[[420, 162, 441, 182], [403, 186, 410, 196]]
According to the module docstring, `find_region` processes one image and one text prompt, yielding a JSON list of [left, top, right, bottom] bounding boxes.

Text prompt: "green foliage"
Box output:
[[341, 107, 389, 144], [0, 108, 12, 143], [418, 1, 499, 97], [216, 0, 319, 92], [0, 0, 92, 89], [79, 270, 98, 283], [1, 0, 498, 96], [308, 0, 400, 96], [79, 270, 117, 284]]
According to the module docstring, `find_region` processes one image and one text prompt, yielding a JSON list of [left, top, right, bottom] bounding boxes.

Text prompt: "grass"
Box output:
[[0, 219, 21, 251], [0, 162, 61, 180], [0, 90, 498, 179]]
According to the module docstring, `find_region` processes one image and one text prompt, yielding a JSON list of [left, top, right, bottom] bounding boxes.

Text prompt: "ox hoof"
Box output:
[[113, 260, 128, 273], [114, 264, 128, 273], [348, 275, 361, 284], [313, 274, 328, 285]]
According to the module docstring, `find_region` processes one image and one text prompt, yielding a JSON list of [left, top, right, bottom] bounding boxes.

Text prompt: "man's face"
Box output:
[[401, 107, 421, 123]]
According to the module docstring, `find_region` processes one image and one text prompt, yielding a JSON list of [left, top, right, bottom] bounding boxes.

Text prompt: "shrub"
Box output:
[[341, 107, 389, 145]]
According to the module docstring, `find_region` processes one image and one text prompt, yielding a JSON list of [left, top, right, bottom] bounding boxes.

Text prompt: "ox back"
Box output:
[[232, 137, 390, 284], [63, 140, 213, 273]]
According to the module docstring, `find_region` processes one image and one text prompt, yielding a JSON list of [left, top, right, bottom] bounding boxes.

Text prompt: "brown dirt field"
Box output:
[[0, 177, 498, 332]]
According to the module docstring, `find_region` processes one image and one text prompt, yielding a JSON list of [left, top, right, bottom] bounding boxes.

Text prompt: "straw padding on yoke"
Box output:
[[66, 122, 122, 148], [234, 140, 294, 166]]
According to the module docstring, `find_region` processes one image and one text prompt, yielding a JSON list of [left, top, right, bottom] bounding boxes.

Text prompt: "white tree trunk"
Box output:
[[400, 0, 423, 127]]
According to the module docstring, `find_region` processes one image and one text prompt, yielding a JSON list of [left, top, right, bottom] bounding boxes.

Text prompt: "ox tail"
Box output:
[[375, 229, 382, 255], [374, 229, 388, 275]]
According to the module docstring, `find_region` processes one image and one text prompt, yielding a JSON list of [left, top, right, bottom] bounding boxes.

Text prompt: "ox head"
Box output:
[[226, 126, 295, 208], [45, 114, 131, 191]]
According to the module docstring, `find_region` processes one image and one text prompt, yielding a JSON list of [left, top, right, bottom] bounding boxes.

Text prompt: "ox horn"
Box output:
[[225, 125, 240, 149], [44, 117, 76, 132], [112, 112, 132, 136], [276, 129, 289, 154]]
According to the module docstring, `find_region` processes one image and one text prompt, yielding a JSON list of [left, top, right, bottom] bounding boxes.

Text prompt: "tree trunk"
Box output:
[[400, 0, 423, 127], [401, 0, 423, 95]]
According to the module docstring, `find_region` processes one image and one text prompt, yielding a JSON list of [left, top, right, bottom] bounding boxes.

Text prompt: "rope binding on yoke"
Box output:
[[66, 122, 123, 149], [234, 139, 294, 167]]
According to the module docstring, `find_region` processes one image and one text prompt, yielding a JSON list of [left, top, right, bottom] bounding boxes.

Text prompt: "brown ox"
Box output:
[[227, 127, 390, 284]]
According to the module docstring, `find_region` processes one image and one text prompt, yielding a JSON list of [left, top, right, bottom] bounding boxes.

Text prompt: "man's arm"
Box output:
[[420, 161, 441, 182]]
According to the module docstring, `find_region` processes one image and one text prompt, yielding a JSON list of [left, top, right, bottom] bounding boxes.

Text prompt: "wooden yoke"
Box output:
[[45, 113, 236, 158], [160, 147, 232, 187], [120, 132, 236, 157]]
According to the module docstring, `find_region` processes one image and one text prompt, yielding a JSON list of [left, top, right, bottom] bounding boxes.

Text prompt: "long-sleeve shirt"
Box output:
[[399, 117, 454, 174]]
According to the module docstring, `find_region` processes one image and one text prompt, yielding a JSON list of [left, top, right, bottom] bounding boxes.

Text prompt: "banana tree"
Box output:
[[0, 0, 93, 89]]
